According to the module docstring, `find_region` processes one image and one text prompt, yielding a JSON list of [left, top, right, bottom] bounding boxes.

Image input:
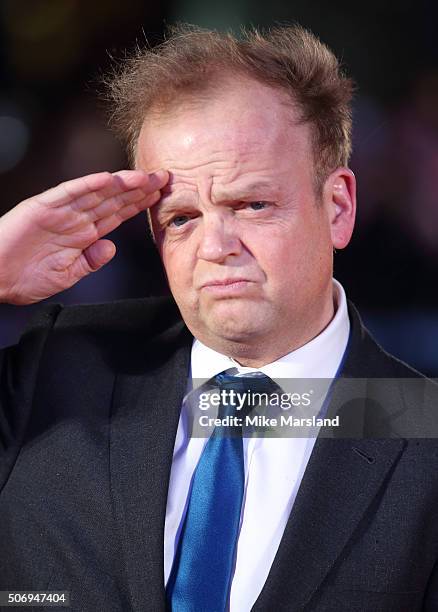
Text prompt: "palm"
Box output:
[[0, 169, 168, 304]]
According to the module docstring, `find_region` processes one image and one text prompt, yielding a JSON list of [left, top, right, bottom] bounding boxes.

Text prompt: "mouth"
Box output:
[[200, 279, 255, 295]]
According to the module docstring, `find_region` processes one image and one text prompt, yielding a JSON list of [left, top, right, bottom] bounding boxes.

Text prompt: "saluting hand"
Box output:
[[0, 169, 168, 304]]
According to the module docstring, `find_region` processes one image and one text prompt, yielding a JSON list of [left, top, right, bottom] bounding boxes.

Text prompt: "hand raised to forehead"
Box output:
[[0, 169, 168, 305]]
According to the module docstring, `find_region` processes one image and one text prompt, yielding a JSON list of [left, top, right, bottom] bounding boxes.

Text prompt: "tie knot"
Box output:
[[215, 369, 277, 390], [214, 369, 279, 420]]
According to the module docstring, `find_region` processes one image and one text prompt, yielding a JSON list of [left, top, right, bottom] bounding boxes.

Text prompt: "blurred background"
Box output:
[[0, 0, 437, 375]]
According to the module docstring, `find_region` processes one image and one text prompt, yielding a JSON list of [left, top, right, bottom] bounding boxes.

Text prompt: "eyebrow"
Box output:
[[155, 193, 197, 221], [157, 180, 276, 215]]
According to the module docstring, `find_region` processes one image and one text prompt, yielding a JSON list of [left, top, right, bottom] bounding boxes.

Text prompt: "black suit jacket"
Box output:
[[0, 297, 438, 612]]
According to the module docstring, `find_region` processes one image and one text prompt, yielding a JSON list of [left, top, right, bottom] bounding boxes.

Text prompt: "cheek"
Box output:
[[161, 243, 193, 290], [257, 222, 328, 284]]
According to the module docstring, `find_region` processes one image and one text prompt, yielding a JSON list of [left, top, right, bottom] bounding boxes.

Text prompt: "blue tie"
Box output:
[[166, 370, 276, 612]]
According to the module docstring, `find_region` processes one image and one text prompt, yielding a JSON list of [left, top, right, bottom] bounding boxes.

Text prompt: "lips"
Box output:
[[199, 278, 255, 296], [201, 278, 250, 288]]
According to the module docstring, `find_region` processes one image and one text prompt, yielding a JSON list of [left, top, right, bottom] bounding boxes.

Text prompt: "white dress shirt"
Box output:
[[164, 279, 350, 610]]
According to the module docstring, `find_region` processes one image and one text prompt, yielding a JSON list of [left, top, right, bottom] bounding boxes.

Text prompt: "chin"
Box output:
[[182, 300, 272, 343], [205, 313, 268, 343]]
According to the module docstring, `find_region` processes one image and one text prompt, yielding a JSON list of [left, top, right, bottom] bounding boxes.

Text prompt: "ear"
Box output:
[[322, 167, 356, 249]]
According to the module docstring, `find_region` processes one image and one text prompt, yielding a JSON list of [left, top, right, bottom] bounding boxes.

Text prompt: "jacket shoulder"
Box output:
[[346, 300, 429, 379], [26, 296, 188, 375], [344, 301, 438, 438], [44, 295, 182, 338]]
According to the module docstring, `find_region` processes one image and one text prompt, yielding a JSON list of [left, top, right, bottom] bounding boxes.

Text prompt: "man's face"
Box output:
[[137, 79, 354, 363]]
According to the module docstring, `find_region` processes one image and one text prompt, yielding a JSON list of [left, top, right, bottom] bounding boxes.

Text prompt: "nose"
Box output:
[[196, 214, 242, 263]]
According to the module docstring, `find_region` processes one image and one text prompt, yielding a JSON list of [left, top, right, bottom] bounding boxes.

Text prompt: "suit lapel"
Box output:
[[252, 437, 405, 610], [253, 302, 407, 610], [109, 319, 192, 612]]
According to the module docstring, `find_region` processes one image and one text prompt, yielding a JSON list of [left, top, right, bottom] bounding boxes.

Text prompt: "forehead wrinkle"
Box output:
[[164, 155, 234, 172], [159, 171, 213, 199]]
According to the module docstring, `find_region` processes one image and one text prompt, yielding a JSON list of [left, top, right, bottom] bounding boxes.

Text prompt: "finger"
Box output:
[[56, 240, 115, 289], [35, 188, 159, 243], [88, 189, 161, 222], [70, 170, 168, 213], [33, 169, 168, 210], [94, 195, 159, 238], [112, 169, 169, 190], [34, 172, 114, 207]]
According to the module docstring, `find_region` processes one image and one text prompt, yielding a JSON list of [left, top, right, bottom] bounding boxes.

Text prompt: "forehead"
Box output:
[[136, 79, 313, 186]]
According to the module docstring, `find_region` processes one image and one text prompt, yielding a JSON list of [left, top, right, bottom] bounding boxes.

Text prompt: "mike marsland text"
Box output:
[[198, 414, 340, 428]]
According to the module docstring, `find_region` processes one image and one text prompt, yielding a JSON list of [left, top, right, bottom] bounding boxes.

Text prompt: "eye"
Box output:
[[168, 214, 191, 228], [248, 201, 270, 210]]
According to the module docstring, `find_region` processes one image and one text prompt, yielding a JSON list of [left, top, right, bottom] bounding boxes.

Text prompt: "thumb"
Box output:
[[83, 239, 116, 272]]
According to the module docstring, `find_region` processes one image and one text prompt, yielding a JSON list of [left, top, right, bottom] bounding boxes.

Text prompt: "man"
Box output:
[[0, 24, 437, 612]]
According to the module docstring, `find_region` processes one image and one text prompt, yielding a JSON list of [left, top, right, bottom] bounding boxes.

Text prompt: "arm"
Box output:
[[0, 303, 61, 488], [0, 168, 168, 481]]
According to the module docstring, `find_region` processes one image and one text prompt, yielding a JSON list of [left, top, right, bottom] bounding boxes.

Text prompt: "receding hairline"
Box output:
[[106, 24, 353, 163], [133, 71, 308, 167]]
